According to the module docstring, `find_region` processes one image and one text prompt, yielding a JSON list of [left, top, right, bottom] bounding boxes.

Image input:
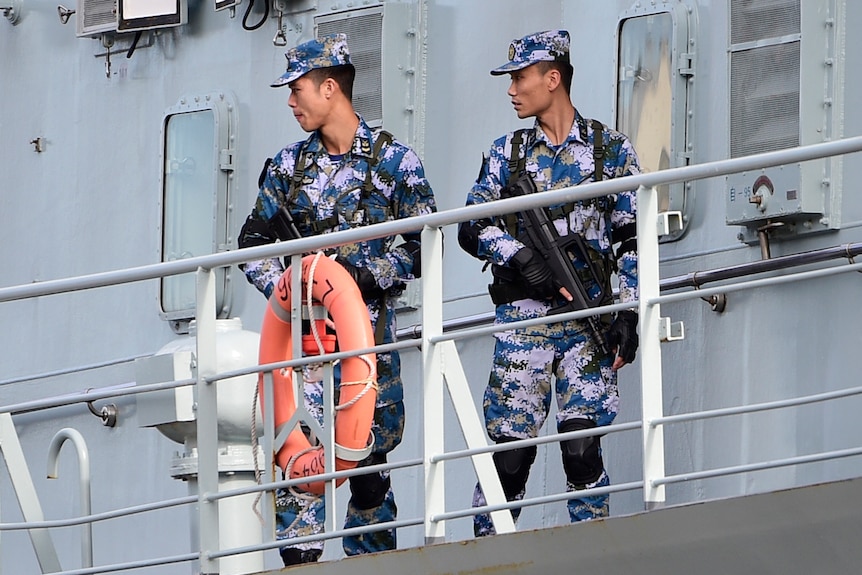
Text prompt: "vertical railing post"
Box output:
[[421, 225, 446, 544], [637, 185, 667, 509], [195, 267, 220, 574]]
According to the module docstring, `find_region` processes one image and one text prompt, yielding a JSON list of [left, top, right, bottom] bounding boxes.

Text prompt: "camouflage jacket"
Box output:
[[241, 116, 436, 298], [462, 111, 640, 320]]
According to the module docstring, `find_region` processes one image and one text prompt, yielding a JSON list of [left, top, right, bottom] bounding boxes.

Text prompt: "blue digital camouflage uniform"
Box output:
[[462, 30, 639, 536], [241, 34, 436, 558]]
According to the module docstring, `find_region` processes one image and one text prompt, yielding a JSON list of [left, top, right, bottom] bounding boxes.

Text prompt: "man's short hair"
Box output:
[[304, 64, 356, 102], [537, 61, 574, 95]]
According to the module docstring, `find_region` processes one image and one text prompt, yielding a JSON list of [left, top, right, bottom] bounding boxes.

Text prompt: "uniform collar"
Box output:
[[530, 109, 587, 149], [350, 116, 378, 159], [303, 115, 375, 159]]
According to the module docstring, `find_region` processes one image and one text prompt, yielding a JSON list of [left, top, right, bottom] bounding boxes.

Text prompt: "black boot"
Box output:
[[280, 548, 322, 566]]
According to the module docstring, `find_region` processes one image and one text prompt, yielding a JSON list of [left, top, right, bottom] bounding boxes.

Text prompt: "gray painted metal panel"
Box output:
[[262, 477, 862, 575], [3, 0, 862, 572]]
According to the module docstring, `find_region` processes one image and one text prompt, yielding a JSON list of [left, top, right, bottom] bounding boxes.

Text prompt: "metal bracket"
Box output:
[[659, 317, 685, 342], [678, 52, 695, 77], [219, 148, 235, 171], [1, 0, 21, 24], [657, 211, 684, 237], [57, 4, 74, 24], [86, 398, 118, 427], [701, 293, 727, 313]]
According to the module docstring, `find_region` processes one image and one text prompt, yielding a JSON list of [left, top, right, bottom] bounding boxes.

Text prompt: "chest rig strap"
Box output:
[[503, 119, 606, 232], [363, 130, 392, 199], [286, 130, 393, 234]]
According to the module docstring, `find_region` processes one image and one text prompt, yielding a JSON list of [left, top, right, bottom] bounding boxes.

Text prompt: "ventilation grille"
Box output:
[[730, 0, 800, 44], [729, 0, 801, 158], [78, 0, 117, 35], [317, 10, 384, 125]]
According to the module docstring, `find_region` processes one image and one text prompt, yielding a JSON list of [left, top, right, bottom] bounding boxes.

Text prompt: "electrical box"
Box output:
[[135, 351, 196, 428], [725, 0, 842, 241]]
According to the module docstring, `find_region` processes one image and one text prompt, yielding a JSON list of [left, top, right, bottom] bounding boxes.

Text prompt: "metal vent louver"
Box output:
[[77, 0, 117, 36], [729, 0, 801, 158], [730, 0, 800, 44], [317, 10, 384, 126]]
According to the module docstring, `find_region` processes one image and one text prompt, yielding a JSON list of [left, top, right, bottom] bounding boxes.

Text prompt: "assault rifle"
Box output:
[[500, 175, 611, 355], [268, 206, 302, 241]]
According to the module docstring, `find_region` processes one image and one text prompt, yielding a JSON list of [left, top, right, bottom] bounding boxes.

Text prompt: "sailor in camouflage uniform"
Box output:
[[457, 30, 640, 536], [238, 33, 436, 564]]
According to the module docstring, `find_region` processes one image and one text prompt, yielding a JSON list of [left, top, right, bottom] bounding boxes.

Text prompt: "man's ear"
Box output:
[[321, 77, 338, 99], [546, 68, 562, 92]]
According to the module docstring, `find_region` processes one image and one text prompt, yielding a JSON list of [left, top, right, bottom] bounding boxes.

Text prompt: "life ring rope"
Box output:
[[305, 253, 378, 414], [305, 253, 330, 356], [260, 251, 379, 495]]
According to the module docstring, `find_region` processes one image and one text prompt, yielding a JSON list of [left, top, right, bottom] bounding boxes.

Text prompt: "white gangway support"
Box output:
[[0, 412, 63, 574], [637, 184, 668, 509], [420, 225, 515, 544]]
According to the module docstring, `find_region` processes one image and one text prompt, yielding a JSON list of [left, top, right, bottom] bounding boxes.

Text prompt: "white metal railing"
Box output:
[[2, 135, 862, 574]]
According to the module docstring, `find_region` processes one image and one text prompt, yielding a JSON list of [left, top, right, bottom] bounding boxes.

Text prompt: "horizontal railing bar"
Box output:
[[398, 241, 862, 340], [1, 379, 194, 416], [398, 310, 495, 340], [654, 447, 862, 486], [47, 552, 198, 575], [0, 354, 147, 387], [210, 518, 424, 559], [3, 342, 419, 417], [661, 242, 862, 291], [208, 480, 640, 560], [207, 457, 424, 502], [0, 458, 425, 531], [6, 239, 856, 388], [652, 384, 862, 426], [429, 301, 636, 345], [2, 138, 861, 305], [647, 259, 862, 306], [0, 494, 197, 531], [430, 421, 642, 463], [207, 338, 420, 383], [432, 481, 645, 523]]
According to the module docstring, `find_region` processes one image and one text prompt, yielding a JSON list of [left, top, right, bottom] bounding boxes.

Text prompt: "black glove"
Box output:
[[401, 239, 422, 278], [510, 247, 559, 300], [605, 310, 639, 363], [336, 257, 383, 301]]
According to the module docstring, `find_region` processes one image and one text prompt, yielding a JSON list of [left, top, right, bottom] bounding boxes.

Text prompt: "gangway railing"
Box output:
[[2, 135, 862, 575]]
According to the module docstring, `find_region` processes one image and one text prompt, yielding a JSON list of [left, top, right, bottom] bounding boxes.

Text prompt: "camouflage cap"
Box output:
[[490, 30, 571, 76], [271, 33, 352, 88]]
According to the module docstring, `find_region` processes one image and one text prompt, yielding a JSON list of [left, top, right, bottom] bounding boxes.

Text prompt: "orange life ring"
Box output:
[[258, 253, 377, 495]]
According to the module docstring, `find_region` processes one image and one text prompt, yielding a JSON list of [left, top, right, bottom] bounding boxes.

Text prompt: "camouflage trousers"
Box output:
[[472, 318, 618, 536], [275, 361, 405, 558]]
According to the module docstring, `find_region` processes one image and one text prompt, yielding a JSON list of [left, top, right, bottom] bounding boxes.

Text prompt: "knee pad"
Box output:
[[492, 437, 537, 500], [280, 548, 321, 566], [559, 419, 604, 487], [349, 453, 390, 510]]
